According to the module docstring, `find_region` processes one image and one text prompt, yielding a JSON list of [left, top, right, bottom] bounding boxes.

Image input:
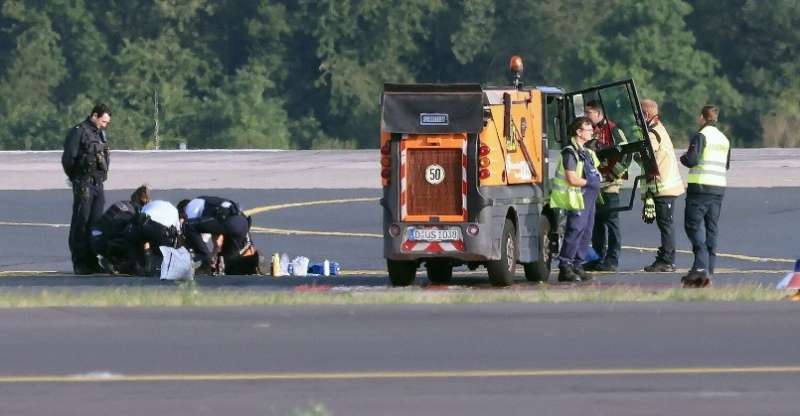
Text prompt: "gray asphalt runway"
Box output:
[[1, 303, 799, 416], [0, 187, 796, 288], [1, 151, 799, 415]]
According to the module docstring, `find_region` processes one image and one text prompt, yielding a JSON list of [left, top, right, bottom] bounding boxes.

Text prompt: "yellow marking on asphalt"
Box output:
[[243, 197, 380, 216], [2, 366, 800, 384], [0, 197, 794, 266], [623, 245, 794, 263], [251, 226, 380, 239], [0, 271, 59, 276], [0, 221, 68, 228]]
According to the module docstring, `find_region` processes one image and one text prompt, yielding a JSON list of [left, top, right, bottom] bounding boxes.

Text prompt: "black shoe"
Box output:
[[644, 260, 676, 273], [583, 260, 601, 271], [586, 262, 616, 272], [681, 270, 710, 288], [558, 266, 580, 282], [573, 265, 593, 281]]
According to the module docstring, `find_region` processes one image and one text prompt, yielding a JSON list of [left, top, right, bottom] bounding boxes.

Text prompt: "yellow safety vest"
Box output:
[[550, 139, 600, 211], [687, 125, 729, 187]]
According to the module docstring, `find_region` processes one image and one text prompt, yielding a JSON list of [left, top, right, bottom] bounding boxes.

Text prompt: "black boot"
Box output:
[[572, 265, 593, 281], [681, 269, 710, 288], [644, 260, 676, 272], [558, 266, 580, 282]]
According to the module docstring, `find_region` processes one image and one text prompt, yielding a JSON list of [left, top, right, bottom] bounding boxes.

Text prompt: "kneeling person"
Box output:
[[129, 200, 182, 276], [91, 185, 150, 274], [177, 196, 260, 275]]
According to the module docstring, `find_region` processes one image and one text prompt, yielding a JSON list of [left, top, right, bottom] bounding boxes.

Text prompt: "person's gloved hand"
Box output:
[[642, 194, 656, 224]]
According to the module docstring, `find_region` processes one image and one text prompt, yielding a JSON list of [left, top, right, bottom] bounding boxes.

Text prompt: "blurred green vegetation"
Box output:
[[0, 0, 796, 150]]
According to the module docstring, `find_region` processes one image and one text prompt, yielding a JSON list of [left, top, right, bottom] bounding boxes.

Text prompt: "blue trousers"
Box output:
[[684, 193, 723, 274], [558, 190, 598, 268]]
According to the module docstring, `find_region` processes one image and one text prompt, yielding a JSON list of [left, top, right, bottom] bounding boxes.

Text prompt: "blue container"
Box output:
[[308, 261, 340, 276]]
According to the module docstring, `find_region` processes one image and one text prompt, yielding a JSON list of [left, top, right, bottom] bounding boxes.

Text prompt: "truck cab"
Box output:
[[380, 57, 657, 286]]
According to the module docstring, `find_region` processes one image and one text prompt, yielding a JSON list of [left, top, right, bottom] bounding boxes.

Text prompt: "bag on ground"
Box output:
[[159, 246, 194, 281]]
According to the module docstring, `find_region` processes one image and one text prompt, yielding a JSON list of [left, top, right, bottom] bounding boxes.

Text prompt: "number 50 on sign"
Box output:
[[425, 164, 445, 185]]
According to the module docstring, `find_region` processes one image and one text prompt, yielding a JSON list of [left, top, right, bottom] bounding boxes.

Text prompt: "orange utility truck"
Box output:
[[380, 57, 658, 286]]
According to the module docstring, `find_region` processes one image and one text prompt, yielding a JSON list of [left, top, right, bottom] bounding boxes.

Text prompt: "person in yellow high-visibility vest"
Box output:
[[679, 105, 731, 288], [641, 99, 685, 272], [550, 116, 602, 282]]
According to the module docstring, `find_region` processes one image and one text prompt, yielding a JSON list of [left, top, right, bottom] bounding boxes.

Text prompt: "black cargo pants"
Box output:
[[68, 178, 105, 271], [654, 196, 677, 264]]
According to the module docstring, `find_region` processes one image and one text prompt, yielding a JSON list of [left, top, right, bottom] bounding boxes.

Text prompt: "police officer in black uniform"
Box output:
[[90, 185, 150, 275], [61, 104, 112, 274], [177, 196, 260, 275]]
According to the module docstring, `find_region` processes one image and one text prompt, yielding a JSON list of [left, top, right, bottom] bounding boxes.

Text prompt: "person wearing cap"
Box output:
[[679, 105, 731, 287], [640, 99, 685, 272]]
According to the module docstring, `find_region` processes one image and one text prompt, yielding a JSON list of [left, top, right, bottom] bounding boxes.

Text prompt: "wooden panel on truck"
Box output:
[[407, 148, 463, 217]]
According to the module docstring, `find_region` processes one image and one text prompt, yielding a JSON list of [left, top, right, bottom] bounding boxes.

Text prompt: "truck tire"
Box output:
[[487, 219, 517, 287], [425, 260, 453, 285], [524, 216, 552, 283], [387, 259, 416, 286]]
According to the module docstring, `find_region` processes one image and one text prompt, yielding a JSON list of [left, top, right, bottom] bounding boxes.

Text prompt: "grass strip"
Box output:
[[0, 283, 792, 308]]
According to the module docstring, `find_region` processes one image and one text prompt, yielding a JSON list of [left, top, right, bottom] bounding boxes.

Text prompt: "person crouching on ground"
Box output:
[[177, 196, 261, 275], [128, 200, 182, 276], [90, 184, 151, 274], [549, 117, 602, 282]]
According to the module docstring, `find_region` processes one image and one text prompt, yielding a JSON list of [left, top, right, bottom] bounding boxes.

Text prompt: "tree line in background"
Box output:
[[0, 0, 797, 150]]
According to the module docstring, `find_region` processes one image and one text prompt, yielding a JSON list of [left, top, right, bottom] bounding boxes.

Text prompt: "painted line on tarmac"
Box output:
[[2, 366, 800, 384], [0, 271, 59, 276], [243, 197, 379, 216], [0, 221, 68, 228], [251, 226, 379, 239], [623, 245, 793, 264], [0, 197, 794, 265]]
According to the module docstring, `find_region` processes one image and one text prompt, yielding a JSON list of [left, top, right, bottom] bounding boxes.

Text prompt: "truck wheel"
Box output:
[[387, 259, 416, 286], [524, 216, 552, 283], [425, 260, 453, 285], [487, 219, 517, 287]]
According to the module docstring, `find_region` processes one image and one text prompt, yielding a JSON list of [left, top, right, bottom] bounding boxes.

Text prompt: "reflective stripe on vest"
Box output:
[[687, 125, 729, 187], [549, 142, 599, 211]]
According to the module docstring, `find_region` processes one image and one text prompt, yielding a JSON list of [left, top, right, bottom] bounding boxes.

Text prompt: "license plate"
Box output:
[[407, 227, 462, 241]]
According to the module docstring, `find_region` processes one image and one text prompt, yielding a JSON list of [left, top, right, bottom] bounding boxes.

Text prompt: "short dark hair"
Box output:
[[569, 116, 593, 137], [701, 105, 719, 123], [91, 103, 111, 118]]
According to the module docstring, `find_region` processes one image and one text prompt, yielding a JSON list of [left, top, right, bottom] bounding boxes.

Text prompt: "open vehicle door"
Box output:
[[562, 79, 659, 212]]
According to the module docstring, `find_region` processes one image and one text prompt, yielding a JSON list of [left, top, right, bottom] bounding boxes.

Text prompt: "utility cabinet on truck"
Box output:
[[379, 57, 659, 286]]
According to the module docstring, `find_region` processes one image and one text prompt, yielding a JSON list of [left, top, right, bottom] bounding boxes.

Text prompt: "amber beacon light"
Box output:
[[509, 55, 524, 74]]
